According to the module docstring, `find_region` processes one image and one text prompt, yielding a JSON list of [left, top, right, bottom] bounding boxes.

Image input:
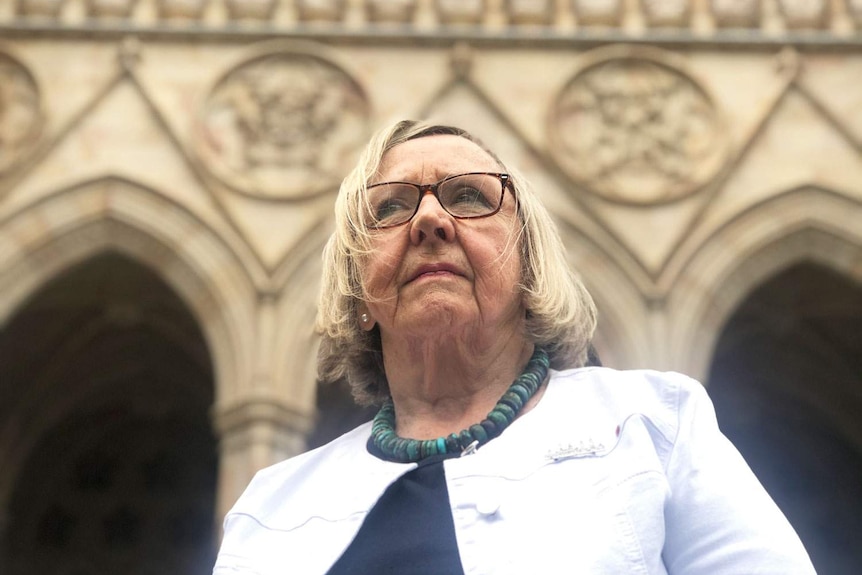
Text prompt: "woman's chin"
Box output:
[[394, 301, 475, 336]]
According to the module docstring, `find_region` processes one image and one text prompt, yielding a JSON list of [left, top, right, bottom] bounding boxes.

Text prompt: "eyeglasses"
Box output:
[[365, 172, 511, 229]]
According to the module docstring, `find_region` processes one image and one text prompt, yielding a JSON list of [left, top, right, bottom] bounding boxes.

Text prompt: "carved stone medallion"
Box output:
[[195, 47, 369, 199], [549, 46, 727, 205], [0, 51, 42, 176]]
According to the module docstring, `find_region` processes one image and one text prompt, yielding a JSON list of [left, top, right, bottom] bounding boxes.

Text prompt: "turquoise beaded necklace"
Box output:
[[369, 347, 550, 463]]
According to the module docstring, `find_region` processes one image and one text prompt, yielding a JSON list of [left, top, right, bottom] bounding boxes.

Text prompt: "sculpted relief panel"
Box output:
[[194, 48, 369, 200], [549, 47, 727, 205], [0, 52, 42, 176]]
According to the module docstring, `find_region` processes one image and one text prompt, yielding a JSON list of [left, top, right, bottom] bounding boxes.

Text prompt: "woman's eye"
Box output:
[[452, 187, 491, 207], [375, 198, 411, 220]]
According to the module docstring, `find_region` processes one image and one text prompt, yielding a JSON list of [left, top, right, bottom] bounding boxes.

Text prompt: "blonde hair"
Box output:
[[316, 120, 597, 405]]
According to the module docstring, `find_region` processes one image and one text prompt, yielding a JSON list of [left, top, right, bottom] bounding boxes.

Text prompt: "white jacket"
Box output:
[[214, 367, 816, 574]]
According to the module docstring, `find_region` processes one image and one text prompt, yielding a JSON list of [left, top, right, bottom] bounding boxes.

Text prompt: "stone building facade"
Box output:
[[0, 0, 860, 573]]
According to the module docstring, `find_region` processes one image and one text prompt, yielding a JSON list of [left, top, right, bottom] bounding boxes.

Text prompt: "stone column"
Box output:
[[212, 399, 314, 529]]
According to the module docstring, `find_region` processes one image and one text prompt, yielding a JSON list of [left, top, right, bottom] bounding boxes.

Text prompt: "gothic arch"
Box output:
[[667, 187, 862, 381], [0, 253, 220, 575], [0, 176, 260, 406]]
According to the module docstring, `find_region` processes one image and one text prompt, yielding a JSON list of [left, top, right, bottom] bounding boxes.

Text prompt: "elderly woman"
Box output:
[[213, 121, 815, 574]]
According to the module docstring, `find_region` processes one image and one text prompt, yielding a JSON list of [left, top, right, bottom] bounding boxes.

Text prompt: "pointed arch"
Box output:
[[0, 176, 261, 406], [667, 186, 862, 381]]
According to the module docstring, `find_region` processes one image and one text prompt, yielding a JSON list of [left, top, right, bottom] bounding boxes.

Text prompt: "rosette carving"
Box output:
[[549, 47, 727, 205], [194, 48, 369, 199]]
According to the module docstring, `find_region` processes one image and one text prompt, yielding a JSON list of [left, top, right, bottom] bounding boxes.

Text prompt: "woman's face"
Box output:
[[359, 135, 524, 346]]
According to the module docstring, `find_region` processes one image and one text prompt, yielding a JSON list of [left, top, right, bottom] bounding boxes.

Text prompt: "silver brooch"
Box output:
[[460, 439, 479, 457], [546, 438, 606, 461]]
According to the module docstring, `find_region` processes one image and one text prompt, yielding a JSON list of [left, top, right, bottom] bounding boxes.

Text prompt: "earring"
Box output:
[[361, 313, 369, 324]]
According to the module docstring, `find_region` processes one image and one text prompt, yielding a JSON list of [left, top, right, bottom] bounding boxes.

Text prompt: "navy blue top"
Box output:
[[325, 453, 465, 575]]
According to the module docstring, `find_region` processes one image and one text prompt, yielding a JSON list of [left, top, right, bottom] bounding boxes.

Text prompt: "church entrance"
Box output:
[[708, 262, 862, 575], [0, 253, 217, 575]]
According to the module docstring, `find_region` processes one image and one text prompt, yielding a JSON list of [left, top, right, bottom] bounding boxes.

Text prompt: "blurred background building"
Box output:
[[0, 0, 860, 573]]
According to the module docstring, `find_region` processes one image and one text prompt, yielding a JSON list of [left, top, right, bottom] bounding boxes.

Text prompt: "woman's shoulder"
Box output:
[[551, 365, 707, 399], [226, 421, 377, 524], [256, 420, 373, 478], [546, 366, 713, 443], [225, 418, 420, 533]]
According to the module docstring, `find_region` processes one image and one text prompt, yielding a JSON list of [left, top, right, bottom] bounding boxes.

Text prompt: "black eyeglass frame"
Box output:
[[365, 172, 512, 229]]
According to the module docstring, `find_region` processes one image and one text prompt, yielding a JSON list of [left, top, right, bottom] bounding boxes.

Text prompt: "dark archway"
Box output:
[[708, 262, 862, 575], [0, 253, 217, 575]]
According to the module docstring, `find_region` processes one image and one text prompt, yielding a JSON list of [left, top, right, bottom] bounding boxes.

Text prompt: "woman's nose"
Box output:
[[410, 192, 454, 244]]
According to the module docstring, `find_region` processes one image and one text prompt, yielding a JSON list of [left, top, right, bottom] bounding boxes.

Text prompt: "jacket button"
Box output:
[[476, 496, 500, 516]]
